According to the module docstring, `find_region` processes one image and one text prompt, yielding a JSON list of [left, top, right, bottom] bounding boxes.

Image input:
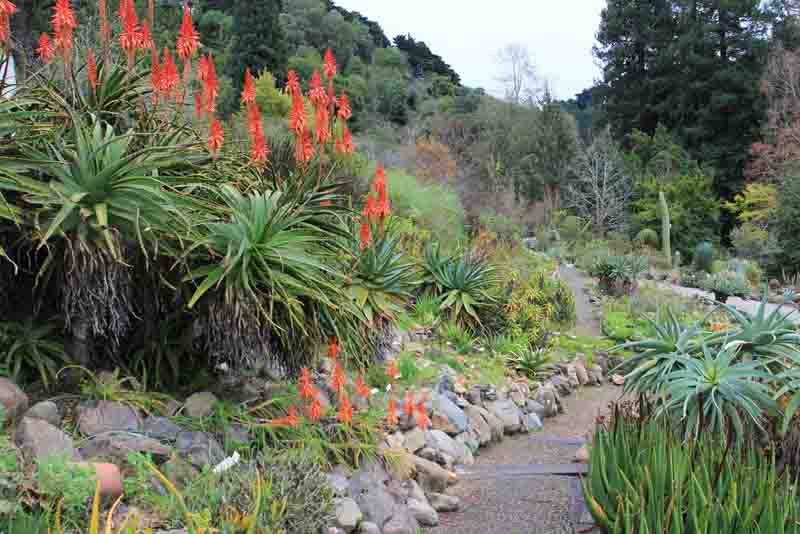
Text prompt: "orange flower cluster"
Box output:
[[359, 163, 391, 250], [37, 33, 55, 64], [119, 0, 150, 66], [331, 361, 346, 397], [176, 2, 199, 64], [383, 359, 428, 430], [207, 118, 224, 154], [241, 68, 270, 169], [51, 0, 77, 62], [327, 337, 340, 360], [87, 49, 98, 92], [298, 367, 324, 422], [0, 0, 16, 44]]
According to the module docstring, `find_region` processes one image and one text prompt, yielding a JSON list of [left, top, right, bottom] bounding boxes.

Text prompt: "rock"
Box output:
[[25, 401, 60, 426], [587, 365, 604, 385], [427, 492, 461, 512], [382, 511, 419, 534], [425, 430, 473, 466], [575, 444, 590, 463], [462, 405, 492, 446], [408, 498, 439, 526], [770, 278, 782, 290], [476, 405, 504, 442], [611, 374, 625, 386], [175, 431, 224, 468], [324, 528, 346, 534], [525, 400, 546, 419], [417, 447, 455, 470], [534, 387, 560, 418], [385, 432, 405, 450], [161, 456, 198, 489], [573, 360, 589, 385], [0, 377, 28, 422], [550, 375, 573, 396], [142, 416, 182, 441], [455, 432, 479, 454], [402, 479, 427, 503], [485, 400, 523, 434], [465, 386, 482, 407], [428, 393, 468, 436], [80, 434, 171, 463], [334, 497, 363, 533], [357, 522, 381, 534], [77, 401, 142, 436], [523, 413, 543, 432], [509, 389, 526, 408], [326, 471, 351, 497], [183, 392, 218, 418], [402, 428, 426, 453], [14, 417, 79, 461], [77, 462, 123, 499], [435, 372, 456, 395], [349, 461, 398, 527], [384, 448, 416, 481], [413, 455, 457, 493]]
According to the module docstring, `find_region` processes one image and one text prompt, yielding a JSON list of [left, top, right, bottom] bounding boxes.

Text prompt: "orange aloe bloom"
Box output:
[[194, 90, 204, 117], [299, 367, 315, 400], [241, 68, 256, 106], [203, 54, 219, 114], [308, 391, 324, 422], [138, 21, 153, 50], [331, 361, 346, 397], [207, 118, 224, 153], [0, 0, 14, 43], [376, 193, 391, 220], [387, 398, 399, 426], [359, 220, 371, 250], [336, 126, 355, 156], [197, 54, 209, 82], [416, 402, 430, 429], [87, 49, 98, 92], [362, 194, 378, 220], [308, 69, 327, 108], [386, 359, 399, 381], [337, 394, 353, 424], [247, 101, 263, 138], [337, 92, 352, 121], [118, 0, 139, 65], [52, 0, 76, 56], [315, 106, 331, 145], [373, 162, 387, 197], [295, 128, 314, 164], [355, 376, 370, 399], [160, 48, 180, 96], [0, 0, 16, 16], [251, 132, 270, 169], [404, 391, 416, 419], [289, 94, 307, 136], [37, 34, 55, 63], [99, 0, 110, 43], [285, 69, 301, 98], [327, 337, 340, 360], [286, 405, 300, 428], [323, 48, 338, 80], [176, 2, 200, 62]]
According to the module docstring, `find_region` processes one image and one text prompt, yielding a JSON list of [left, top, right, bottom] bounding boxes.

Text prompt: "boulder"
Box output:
[[14, 417, 79, 462], [427, 492, 461, 512], [522, 413, 543, 432], [402, 479, 427, 503], [385, 432, 405, 450], [357, 523, 381, 534], [525, 400, 546, 419], [326, 471, 351, 497], [142, 416, 182, 441], [382, 511, 419, 534], [509, 389, 526, 408], [0, 378, 28, 422], [175, 431, 224, 468], [428, 393, 468, 435], [412, 456, 457, 493], [534, 386, 560, 418], [476, 405, 504, 442], [611, 374, 625, 386], [25, 401, 60, 426], [485, 400, 523, 434], [183, 392, 218, 418], [407, 498, 439, 526], [334, 497, 363, 533], [465, 386, 483, 407], [425, 430, 473, 466], [349, 461, 419, 533], [455, 432, 479, 454], [80, 434, 171, 463], [417, 447, 455, 470], [462, 404, 492, 446], [550, 375, 573, 396], [573, 360, 589, 385], [402, 428, 426, 453], [587, 365, 604, 385], [77, 401, 142, 436]]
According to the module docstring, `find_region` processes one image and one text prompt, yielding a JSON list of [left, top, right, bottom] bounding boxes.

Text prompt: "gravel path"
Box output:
[[426, 266, 619, 534]]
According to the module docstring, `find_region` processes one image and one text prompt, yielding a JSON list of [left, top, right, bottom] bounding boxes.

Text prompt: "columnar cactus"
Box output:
[[659, 192, 671, 267]]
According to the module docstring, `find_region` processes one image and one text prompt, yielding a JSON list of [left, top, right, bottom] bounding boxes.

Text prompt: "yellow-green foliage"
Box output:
[[254, 71, 292, 119], [505, 273, 576, 348], [724, 183, 778, 225]]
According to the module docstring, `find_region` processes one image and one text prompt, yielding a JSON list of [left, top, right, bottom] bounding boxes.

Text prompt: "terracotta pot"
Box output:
[[72, 462, 123, 499]]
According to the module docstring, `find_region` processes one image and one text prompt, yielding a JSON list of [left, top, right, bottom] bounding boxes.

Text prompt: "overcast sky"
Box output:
[[335, 0, 606, 100]]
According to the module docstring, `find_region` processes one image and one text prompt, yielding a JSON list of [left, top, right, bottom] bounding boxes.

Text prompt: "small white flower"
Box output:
[[212, 451, 240, 474], [371, 388, 380, 395], [386, 383, 392, 392]]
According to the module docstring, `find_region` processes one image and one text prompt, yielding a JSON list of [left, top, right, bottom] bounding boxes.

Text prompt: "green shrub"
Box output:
[[731, 222, 781, 265], [506, 348, 552, 380], [702, 271, 750, 301], [439, 322, 475, 354], [679, 268, 705, 289], [693, 241, 715, 273], [35, 456, 96, 527], [589, 254, 648, 295], [634, 228, 659, 248]]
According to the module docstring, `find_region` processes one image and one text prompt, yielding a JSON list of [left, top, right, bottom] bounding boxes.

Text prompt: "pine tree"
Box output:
[[225, 0, 288, 103]]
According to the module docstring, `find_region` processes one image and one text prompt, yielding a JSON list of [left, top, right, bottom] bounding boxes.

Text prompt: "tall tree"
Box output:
[[495, 43, 540, 106], [226, 0, 288, 98]]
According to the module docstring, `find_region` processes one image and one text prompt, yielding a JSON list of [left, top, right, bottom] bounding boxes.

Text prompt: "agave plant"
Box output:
[[185, 185, 351, 373], [0, 320, 70, 389]]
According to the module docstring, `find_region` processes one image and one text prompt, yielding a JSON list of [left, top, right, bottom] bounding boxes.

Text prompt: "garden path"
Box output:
[[426, 265, 619, 534]]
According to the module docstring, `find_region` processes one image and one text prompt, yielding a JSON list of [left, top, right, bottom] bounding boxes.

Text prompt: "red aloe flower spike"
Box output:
[[404, 391, 416, 419], [299, 368, 315, 400], [37, 34, 55, 63], [327, 337, 340, 360], [99, 0, 110, 45], [285, 69, 301, 97], [289, 94, 307, 136], [295, 128, 314, 164], [0, 14, 9, 44], [0, 0, 16, 16], [331, 361, 346, 397], [207, 118, 224, 153], [308, 69, 327, 108], [87, 48, 98, 92], [373, 162, 387, 197], [376, 192, 391, 220], [247, 100, 263, 137], [308, 391, 323, 422], [118, 0, 139, 66], [387, 398, 399, 427], [176, 2, 199, 62], [286, 405, 301, 428], [359, 220, 371, 250], [342, 126, 355, 154], [52, 0, 76, 57], [386, 359, 399, 381], [138, 21, 153, 50], [194, 90, 204, 117], [337, 394, 353, 425], [197, 54, 209, 82], [315, 105, 330, 145], [203, 53, 219, 115], [251, 132, 270, 169], [323, 48, 338, 80], [363, 195, 377, 221], [337, 92, 352, 122], [160, 47, 180, 96], [241, 68, 256, 106], [148, 0, 154, 27], [416, 402, 430, 429], [356, 376, 370, 399]]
